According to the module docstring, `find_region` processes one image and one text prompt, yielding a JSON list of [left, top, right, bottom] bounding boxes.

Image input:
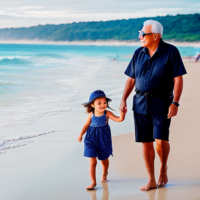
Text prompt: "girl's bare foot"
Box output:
[[101, 172, 108, 183], [86, 182, 96, 190], [139, 180, 157, 191]]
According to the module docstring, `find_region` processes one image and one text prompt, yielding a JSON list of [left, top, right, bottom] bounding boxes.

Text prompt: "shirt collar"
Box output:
[[157, 38, 166, 53], [142, 38, 166, 54]]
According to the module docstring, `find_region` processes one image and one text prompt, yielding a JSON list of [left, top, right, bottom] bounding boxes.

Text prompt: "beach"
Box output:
[[0, 43, 199, 200]]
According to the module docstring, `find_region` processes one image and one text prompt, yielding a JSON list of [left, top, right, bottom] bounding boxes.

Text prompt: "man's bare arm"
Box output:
[[173, 75, 183, 103], [120, 77, 135, 113], [167, 75, 183, 118]]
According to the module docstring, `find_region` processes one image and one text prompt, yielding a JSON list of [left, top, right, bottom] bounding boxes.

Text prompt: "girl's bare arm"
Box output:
[[106, 110, 126, 123], [78, 112, 92, 142]]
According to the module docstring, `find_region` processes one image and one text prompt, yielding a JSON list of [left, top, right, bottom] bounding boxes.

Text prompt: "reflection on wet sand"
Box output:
[[157, 187, 168, 200], [87, 189, 97, 200], [87, 182, 109, 200], [145, 187, 168, 200], [145, 187, 156, 200]]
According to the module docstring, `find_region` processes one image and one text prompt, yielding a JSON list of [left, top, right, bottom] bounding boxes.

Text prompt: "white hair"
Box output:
[[143, 20, 163, 38]]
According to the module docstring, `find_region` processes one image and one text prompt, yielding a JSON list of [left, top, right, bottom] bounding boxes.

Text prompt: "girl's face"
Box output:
[[92, 97, 107, 113]]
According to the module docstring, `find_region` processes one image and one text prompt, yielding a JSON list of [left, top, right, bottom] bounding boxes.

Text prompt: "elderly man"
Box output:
[[120, 20, 187, 191]]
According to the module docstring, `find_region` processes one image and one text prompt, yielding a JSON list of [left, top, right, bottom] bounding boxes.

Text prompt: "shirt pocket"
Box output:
[[135, 62, 147, 78], [152, 63, 166, 78]]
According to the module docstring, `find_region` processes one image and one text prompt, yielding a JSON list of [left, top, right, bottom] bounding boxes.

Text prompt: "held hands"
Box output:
[[120, 100, 128, 115], [167, 103, 178, 119], [78, 135, 82, 142], [119, 108, 127, 116]]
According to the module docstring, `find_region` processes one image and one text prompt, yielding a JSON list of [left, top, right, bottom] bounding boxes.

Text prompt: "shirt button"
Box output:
[[144, 87, 145, 88], [147, 70, 149, 72], [144, 80, 146, 81]]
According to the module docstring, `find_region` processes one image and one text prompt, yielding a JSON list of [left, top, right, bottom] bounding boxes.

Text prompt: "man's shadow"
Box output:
[[87, 182, 109, 200]]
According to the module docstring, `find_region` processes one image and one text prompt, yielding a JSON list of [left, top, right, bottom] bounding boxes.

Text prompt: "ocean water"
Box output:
[[0, 43, 199, 154]]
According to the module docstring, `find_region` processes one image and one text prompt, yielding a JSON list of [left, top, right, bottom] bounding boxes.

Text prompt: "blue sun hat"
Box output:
[[83, 90, 112, 106]]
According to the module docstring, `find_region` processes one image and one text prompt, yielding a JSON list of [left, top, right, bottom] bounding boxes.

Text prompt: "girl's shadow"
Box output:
[[87, 182, 109, 200]]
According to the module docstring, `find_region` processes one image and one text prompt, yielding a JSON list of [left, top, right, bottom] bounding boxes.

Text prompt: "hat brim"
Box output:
[[82, 97, 112, 106]]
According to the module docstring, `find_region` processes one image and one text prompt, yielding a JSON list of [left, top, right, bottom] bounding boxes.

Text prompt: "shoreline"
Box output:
[[0, 39, 200, 47]]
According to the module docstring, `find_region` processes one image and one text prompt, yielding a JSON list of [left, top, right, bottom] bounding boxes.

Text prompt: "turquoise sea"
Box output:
[[0, 44, 198, 95], [0, 43, 199, 153]]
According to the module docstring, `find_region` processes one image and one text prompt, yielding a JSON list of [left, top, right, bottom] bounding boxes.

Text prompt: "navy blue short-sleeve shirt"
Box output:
[[124, 39, 187, 115]]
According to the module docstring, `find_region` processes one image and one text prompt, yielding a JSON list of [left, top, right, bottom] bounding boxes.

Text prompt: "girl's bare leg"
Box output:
[[101, 158, 109, 182], [86, 157, 97, 190]]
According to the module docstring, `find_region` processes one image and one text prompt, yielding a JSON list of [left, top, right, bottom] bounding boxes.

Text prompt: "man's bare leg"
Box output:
[[140, 142, 157, 191], [155, 139, 170, 187]]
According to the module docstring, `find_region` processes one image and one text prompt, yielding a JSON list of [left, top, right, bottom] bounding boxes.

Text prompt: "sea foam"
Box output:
[[0, 129, 64, 154]]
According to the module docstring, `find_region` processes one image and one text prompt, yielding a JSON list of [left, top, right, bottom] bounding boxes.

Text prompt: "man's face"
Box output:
[[139, 25, 155, 48]]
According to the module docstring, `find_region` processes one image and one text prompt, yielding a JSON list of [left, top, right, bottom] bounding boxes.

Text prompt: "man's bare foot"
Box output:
[[157, 166, 168, 187], [101, 172, 108, 183], [86, 182, 96, 190], [139, 180, 157, 191]]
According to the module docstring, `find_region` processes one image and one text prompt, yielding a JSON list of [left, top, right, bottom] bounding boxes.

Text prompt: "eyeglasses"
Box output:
[[138, 31, 154, 38]]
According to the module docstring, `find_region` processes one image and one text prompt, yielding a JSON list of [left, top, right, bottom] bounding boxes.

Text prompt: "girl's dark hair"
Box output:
[[83, 97, 114, 114]]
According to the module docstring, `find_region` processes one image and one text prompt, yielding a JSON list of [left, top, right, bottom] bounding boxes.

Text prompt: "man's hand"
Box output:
[[167, 103, 178, 119], [120, 100, 127, 114]]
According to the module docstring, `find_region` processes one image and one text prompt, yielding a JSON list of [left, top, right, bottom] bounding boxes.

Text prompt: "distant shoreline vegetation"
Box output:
[[0, 13, 199, 42]]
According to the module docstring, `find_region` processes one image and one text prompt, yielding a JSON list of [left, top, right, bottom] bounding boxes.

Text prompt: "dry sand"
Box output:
[[0, 60, 199, 200]]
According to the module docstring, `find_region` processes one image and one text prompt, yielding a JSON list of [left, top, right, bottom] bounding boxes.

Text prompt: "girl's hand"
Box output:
[[78, 135, 82, 142]]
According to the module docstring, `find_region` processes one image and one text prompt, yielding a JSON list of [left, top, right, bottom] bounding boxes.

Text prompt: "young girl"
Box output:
[[78, 90, 126, 190]]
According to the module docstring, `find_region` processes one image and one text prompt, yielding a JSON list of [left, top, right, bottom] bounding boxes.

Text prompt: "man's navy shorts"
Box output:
[[134, 112, 171, 142]]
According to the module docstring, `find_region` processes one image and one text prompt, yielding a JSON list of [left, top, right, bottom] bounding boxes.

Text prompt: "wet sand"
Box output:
[[0, 61, 199, 200]]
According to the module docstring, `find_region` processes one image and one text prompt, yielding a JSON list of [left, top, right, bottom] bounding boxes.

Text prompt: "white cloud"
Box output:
[[0, 7, 72, 18], [146, 8, 182, 13], [0, 0, 198, 28]]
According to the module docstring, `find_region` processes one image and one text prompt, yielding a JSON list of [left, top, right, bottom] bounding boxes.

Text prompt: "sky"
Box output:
[[0, 0, 199, 28]]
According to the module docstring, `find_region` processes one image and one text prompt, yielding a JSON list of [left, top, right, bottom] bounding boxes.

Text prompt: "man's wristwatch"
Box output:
[[172, 102, 179, 107]]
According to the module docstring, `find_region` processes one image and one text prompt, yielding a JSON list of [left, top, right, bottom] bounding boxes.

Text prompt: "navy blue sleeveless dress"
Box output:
[[84, 111, 113, 160]]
